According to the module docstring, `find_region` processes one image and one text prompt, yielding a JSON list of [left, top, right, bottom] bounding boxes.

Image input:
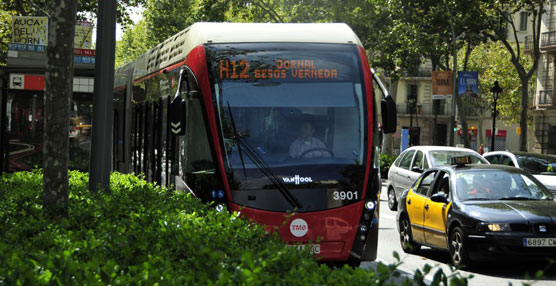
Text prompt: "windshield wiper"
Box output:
[[227, 102, 247, 177], [226, 102, 302, 209], [464, 198, 491, 201], [499, 196, 538, 201]]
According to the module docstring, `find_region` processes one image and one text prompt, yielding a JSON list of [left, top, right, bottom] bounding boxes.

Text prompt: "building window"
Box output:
[[520, 12, 528, 31]]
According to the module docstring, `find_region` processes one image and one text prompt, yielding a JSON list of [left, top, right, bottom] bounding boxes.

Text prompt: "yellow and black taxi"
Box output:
[[396, 156, 556, 268]]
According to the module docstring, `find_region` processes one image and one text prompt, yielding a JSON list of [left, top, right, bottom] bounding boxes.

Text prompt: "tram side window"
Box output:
[[180, 71, 217, 180]]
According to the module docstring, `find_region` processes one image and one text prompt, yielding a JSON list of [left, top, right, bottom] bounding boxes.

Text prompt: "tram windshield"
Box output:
[[208, 43, 369, 211]]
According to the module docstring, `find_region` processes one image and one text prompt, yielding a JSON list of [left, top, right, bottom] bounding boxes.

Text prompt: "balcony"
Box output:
[[537, 90, 554, 106], [541, 31, 556, 53], [397, 102, 446, 116], [396, 101, 481, 117], [524, 35, 534, 55]]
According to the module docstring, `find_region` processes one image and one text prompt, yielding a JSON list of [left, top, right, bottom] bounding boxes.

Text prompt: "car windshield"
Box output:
[[429, 151, 486, 167], [455, 169, 553, 201], [516, 154, 556, 175]]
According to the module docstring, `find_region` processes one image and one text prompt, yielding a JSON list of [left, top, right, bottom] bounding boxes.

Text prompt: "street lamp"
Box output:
[[408, 98, 416, 146], [490, 81, 502, 152]]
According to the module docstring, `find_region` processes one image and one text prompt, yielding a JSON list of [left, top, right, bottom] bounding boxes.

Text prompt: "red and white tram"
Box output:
[[113, 22, 397, 264]]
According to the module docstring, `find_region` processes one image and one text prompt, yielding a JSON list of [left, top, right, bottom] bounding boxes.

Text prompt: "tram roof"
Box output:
[[129, 22, 363, 81]]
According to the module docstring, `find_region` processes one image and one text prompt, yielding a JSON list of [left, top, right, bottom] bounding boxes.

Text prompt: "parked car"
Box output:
[[387, 146, 488, 211], [397, 159, 556, 268], [483, 151, 556, 196]]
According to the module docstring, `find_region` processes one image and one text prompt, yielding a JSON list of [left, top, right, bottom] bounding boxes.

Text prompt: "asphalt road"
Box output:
[[359, 183, 556, 286]]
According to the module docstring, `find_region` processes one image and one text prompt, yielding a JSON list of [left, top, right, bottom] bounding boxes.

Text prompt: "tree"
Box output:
[[478, 0, 546, 151], [459, 42, 533, 147], [115, 20, 151, 68], [43, 0, 78, 217], [1, 0, 146, 217]]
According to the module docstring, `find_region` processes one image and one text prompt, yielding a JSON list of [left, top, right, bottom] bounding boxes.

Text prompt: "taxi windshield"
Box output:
[[429, 151, 486, 167], [455, 169, 553, 201]]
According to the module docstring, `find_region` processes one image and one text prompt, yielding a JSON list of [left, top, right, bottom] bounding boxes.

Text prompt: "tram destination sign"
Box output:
[[219, 59, 339, 80]]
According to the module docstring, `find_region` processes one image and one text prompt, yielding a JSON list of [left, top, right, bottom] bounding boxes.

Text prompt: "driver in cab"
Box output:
[[289, 121, 331, 158]]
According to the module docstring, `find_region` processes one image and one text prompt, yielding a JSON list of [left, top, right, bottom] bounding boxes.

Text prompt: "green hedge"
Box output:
[[379, 154, 398, 179], [0, 171, 382, 285], [0, 171, 472, 285]]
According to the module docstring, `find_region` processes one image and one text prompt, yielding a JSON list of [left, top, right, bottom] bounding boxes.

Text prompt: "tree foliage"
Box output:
[[461, 42, 534, 124]]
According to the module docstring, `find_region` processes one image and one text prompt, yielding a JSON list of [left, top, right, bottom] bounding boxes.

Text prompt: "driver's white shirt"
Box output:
[[289, 137, 329, 158]]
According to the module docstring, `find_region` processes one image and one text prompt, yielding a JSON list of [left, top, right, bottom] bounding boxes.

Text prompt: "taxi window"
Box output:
[[415, 171, 437, 196], [431, 171, 450, 198], [485, 154, 500, 164], [393, 153, 404, 167], [413, 151, 424, 170], [399, 150, 416, 170], [500, 155, 514, 166]]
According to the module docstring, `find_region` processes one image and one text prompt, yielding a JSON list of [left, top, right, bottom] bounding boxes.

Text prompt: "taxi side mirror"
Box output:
[[411, 167, 423, 173], [431, 193, 448, 204]]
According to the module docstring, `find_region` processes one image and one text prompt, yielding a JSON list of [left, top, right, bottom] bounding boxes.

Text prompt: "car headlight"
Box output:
[[476, 222, 511, 232]]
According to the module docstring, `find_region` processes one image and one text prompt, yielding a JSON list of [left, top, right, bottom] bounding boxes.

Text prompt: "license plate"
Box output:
[[287, 244, 321, 254], [523, 238, 556, 247]]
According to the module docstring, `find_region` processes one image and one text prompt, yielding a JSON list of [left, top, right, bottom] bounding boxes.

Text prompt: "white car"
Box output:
[[386, 146, 488, 210], [483, 151, 556, 196]]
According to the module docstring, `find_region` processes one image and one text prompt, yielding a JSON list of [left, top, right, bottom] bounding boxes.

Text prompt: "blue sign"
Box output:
[[8, 43, 46, 52], [74, 55, 95, 64], [401, 128, 409, 151], [457, 71, 479, 97], [217, 190, 225, 199]]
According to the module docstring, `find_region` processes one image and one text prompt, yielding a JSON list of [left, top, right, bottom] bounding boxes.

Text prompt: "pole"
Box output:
[[89, 0, 117, 191], [491, 97, 496, 152], [449, 48, 457, 146], [409, 105, 413, 146]]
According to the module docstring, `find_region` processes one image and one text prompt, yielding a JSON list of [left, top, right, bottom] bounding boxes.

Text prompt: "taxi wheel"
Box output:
[[399, 215, 421, 254], [387, 187, 398, 211], [449, 227, 470, 268]]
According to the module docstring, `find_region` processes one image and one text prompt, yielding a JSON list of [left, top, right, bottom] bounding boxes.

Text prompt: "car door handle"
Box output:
[[424, 204, 429, 210], [407, 199, 411, 205]]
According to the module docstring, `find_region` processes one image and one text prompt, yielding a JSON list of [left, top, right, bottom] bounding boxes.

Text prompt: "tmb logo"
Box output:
[[290, 218, 308, 237], [282, 175, 312, 185]]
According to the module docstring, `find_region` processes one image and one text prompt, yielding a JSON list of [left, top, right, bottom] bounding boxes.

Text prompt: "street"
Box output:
[[359, 183, 556, 286]]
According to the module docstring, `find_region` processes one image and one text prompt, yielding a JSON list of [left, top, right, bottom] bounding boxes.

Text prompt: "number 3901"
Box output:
[[333, 191, 358, 201]]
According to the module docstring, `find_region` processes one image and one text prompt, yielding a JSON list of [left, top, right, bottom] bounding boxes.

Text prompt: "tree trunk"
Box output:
[[382, 78, 399, 155], [43, 0, 78, 217], [519, 78, 528, 151]]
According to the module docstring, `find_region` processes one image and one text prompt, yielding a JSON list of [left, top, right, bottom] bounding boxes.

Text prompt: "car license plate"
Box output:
[[287, 244, 321, 254], [523, 238, 556, 247]]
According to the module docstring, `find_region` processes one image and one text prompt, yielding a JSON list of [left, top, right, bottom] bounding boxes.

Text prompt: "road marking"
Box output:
[[381, 213, 396, 221]]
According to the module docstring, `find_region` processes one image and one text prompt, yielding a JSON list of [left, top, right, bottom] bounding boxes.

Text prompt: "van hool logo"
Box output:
[[282, 175, 312, 185]]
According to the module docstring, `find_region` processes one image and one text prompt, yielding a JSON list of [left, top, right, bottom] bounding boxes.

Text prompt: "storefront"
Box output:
[[0, 47, 95, 174]]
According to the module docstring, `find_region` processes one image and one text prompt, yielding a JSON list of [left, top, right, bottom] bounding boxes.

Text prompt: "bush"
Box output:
[[0, 170, 382, 285], [0, 171, 473, 285], [379, 153, 398, 179]]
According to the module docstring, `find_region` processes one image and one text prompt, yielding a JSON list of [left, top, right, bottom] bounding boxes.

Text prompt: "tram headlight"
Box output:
[[215, 204, 226, 212], [365, 201, 375, 210]]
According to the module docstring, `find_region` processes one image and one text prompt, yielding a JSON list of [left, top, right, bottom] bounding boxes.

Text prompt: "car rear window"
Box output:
[[429, 151, 485, 166]]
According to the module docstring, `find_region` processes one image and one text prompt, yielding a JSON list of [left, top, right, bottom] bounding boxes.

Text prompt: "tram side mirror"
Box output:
[[381, 95, 397, 134], [371, 68, 397, 134], [169, 70, 187, 136]]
